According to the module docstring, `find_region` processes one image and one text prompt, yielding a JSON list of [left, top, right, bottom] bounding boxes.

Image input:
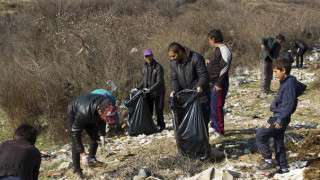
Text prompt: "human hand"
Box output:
[[274, 122, 282, 129], [197, 87, 203, 93], [261, 45, 266, 50], [214, 85, 222, 93], [205, 59, 210, 66], [131, 88, 138, 92], [142, 88, 150, 94], [170, 91, 176, 97]]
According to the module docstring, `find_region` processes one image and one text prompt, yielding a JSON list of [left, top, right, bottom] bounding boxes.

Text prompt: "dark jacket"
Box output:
[[259, 37, 282, 61], [137, 59, 165, 98], [0, 139, 41, 180], [170, 50, 210, 99], [67, 94, 106, 152], [207, 44, 232, 87], [270, 76, 306, 125], [292, 39, 307, 51]]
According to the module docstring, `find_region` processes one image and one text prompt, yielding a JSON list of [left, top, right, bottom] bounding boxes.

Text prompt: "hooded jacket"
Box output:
[[137, 59, 165, 98], [170, 49, 210, 99], [270, 76, 307, 125], [67, 94, 107, 152]]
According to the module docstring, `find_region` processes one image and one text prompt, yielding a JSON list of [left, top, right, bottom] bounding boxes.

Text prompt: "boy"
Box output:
[[256, 58, 306, 173]]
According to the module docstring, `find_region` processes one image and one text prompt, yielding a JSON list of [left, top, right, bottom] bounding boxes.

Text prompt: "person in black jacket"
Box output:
[[168, 42, 211, 131], [0, 124, 41, 180], [290, 39, 308, 68], [132, 49, 166, 131], [67, 94, 117, 179], [256, 58, 306, 174]]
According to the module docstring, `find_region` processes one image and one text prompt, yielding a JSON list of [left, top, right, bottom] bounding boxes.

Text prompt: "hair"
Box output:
[[272, 58, 291, 74], [13, 124, 38, 145], [208, 29, 224, 43], [168, 42, 185, 53]]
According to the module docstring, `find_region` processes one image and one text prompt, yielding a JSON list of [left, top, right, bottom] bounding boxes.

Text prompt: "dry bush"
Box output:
[[0, 0, 319, 141]]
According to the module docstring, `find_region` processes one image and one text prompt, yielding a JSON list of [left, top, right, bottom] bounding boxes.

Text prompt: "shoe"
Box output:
[[208, 127, 215, 134], [276, 168, 289, 174], [258, 162, 276, 170], [88, 158, 104, 167], [211, 132, 224, 139], [75, 171, 85, 180]]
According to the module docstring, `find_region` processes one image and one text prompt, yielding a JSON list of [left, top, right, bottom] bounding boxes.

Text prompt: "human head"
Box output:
[[208, 29, 224, 46], [13, 124, 38, 145], [272, 58, 291, 79], [143, 48, 154, 64], [276, 33, 285, 44], [168, 42, 185, 63]]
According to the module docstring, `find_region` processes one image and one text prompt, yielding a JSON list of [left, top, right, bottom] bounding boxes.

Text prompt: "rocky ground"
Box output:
[[39, 52, 320, 180]]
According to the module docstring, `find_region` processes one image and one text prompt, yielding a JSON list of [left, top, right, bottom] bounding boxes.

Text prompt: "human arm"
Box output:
[[216, 46, 232, 91], [32, 150, 42, 180], [170, 61, 181, 93], [147, 64, 165, 93], [195, 55, 209, 92], [276, 82, 296, 125]]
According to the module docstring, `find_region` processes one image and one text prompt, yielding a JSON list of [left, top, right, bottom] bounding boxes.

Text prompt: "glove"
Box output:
[[81, 154, 89, 166], [142, 88, 150, 94], [131, 88, 138, 92]]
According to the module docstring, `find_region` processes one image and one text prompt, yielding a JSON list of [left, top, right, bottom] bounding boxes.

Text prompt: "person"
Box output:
[[256, 58, 306, 174], [168, 42, 210, 131], [91, 89, 118, 146], [290, 39, 308, 68], [131, 49, 166, 132], [206, 29, 232, 138], [259, 33, 285, 93], [0, 124, 41, 180], [67, 94, 117, 179]]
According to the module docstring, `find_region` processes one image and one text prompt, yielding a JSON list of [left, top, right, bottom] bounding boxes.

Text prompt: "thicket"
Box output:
[[0, 0, 319, 141]]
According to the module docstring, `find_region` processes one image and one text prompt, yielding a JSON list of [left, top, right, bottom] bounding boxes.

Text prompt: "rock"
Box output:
[[133, 175, 145, 180], [138, 167, 152, 178], [273, 168, 305, 180]]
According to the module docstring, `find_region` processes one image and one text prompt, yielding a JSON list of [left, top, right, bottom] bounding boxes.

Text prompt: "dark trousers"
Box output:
[[200, 98, 211, 134], [256, 117, 289, 169], [145, 94, 165, 128], [68, 120, 99, 173], [260, 59, 273, 92], [295, 48, 307, 68], [210, 82, 229, 135]]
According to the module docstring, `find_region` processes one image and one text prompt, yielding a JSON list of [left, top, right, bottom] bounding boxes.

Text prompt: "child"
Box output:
[[256, 58, 306, 174]]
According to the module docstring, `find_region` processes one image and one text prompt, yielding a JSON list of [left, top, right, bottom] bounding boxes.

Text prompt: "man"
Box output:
[[259, 33, 285, 93], [290, 39, 308, 68], [206, 29, 232, 138], [67, 94, 117, 179], [132, 49, 166, 131], [0, 124, 41, 180], [168, 42, 210, 131]]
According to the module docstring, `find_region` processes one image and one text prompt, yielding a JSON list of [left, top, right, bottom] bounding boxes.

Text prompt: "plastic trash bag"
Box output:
[[284, 51, 294, 63], [170, 90, 211, 159], [124, 90, 157, 136]]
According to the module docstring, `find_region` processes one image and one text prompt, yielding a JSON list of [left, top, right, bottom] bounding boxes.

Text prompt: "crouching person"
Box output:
[[67, 94, 116, 179], [256, 58, 306, 174], [0, 124, 41, 180]]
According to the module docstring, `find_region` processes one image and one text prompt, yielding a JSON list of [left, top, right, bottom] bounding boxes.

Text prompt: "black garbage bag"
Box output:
[[124, 90, 157, 136], [170, 90, 211, 159], [284, 51, 294, 63]]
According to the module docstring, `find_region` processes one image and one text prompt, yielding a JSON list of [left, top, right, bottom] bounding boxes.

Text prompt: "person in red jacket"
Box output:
[[0, 124, 41, 180]]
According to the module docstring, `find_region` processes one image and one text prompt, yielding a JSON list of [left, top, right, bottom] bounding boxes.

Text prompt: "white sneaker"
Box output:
[[209, 127, 215, 134], [211, 132, 224, 139]]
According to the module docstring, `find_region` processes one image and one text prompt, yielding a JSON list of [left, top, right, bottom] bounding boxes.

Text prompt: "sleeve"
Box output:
[[217, 46, 232, 87], [258, 37, 268, 45], [276, 83, 296, 125], [32, 150, 42, 180], [170, 61, 180, 92], [149, 65, 164, 92], [195, 55, 209, 89]]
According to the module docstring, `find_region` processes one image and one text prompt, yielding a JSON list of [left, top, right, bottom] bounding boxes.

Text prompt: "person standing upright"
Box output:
[[168, 42, 211, 132], [259, 33, 285, 93], [290, 39, 308, 68], [206, 29, 232, 138], [132, 49, 166, 132]]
